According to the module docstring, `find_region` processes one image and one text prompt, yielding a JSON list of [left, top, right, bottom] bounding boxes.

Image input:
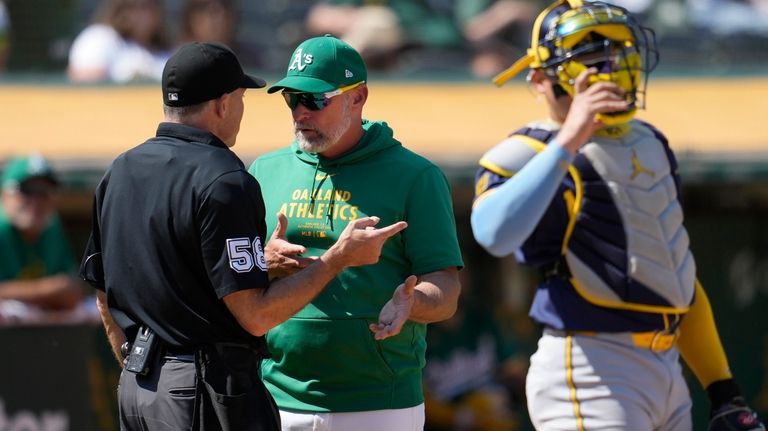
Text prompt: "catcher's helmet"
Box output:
[[493, 0, 659, 125]]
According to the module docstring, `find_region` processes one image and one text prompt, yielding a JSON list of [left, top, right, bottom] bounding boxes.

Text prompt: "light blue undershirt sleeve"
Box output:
[[471, 141, 575, 257]]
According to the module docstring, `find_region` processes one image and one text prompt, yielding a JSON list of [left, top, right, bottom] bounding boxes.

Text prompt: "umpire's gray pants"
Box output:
[[118, 355, 198, 430]]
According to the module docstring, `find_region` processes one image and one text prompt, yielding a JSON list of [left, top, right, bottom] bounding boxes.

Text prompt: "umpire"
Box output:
[[80, 42, 407, 430]]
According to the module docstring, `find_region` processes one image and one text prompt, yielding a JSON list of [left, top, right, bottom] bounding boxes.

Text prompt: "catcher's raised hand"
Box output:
[[265, 212, 317, 279], [369, 275, 417, 340], [558, 67, 628, 154]]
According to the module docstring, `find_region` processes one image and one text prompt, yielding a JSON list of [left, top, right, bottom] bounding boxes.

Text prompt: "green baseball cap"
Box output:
[[268, 34, 367, 94], [2, 154, 59, 190]]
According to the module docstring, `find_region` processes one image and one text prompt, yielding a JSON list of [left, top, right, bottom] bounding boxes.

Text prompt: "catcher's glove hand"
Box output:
[[708, 397, 765, 431]]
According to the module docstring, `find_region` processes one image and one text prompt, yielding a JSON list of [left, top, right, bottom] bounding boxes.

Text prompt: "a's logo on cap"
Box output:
[[345, 69, 353, 78], [168, 93, 179, 101], [288, 48, 313, 72]]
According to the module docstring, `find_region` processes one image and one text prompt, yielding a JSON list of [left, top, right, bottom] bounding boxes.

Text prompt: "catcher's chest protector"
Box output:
[[520, 121, 696, 312]]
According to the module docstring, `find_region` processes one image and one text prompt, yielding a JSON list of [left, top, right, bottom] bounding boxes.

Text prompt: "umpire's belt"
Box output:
[[551, 329, 679, 352], [163, 345, 197, 362]]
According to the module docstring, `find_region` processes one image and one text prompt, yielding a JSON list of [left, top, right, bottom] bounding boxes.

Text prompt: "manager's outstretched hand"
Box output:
[[324, 217, 407, 270], [370, 275, 417, 340]]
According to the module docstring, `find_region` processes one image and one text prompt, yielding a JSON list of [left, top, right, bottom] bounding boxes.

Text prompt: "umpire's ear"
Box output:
[[214, 92, 229, 118]]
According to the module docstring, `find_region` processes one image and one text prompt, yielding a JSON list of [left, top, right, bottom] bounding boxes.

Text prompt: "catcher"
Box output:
[[470, 1, 765, 430]]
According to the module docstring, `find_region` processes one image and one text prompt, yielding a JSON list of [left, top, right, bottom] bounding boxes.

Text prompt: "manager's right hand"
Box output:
[[324, 216, 407, 269]]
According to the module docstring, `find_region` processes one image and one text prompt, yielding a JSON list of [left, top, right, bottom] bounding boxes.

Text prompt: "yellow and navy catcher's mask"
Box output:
[[493, 0, 659, 125]]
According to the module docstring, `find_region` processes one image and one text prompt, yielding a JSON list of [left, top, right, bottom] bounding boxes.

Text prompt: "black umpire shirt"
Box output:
[[80, 122, 270, 348]]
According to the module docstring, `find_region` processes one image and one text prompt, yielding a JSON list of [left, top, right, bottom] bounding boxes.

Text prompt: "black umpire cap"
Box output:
[[162, 42, 266, 107]]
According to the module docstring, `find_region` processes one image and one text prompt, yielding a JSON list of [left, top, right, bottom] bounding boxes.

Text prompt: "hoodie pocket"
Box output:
[[266, 317, 424, 386]]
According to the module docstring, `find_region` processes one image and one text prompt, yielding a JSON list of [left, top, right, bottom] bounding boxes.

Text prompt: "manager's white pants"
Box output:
[[279, 404, 425, 431]]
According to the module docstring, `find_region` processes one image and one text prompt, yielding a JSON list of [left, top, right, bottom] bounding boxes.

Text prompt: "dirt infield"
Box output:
[[2, 78, 767, 163]]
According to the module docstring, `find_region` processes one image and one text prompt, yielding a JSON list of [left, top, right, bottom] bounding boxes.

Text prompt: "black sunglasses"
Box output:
[[282, 81, 364, 111]]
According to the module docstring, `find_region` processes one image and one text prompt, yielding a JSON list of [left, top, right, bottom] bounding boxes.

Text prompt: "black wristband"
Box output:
[[706, 378, 743, 408]]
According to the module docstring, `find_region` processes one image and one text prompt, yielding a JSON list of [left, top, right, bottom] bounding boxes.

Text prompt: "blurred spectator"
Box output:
[[178, 0, 261, 68], [687, 0, 768, 35], [305, 2, 405, 69], [460, 0, 543, 78], [604, 0, 655, 16], [304, 0, 542, 77], [305, 0, 476, 71], [423, 295, 529, 431], [179, 0, 235, 45], [0, 155, 88, 323], [0, 0, 9, 72], [67, 0, 171, 83]]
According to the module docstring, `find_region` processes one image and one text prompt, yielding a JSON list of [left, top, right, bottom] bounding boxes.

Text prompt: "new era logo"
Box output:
[[168, 93, 179, 101], [345, 69, 353, 78], [27, 155, 49, 174]]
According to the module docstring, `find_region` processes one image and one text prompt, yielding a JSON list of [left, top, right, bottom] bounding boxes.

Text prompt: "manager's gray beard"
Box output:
[[295, 98, 352, 154]]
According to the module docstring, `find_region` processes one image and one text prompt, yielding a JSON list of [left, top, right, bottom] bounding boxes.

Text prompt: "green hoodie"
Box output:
[[248, 120, 464, 412]]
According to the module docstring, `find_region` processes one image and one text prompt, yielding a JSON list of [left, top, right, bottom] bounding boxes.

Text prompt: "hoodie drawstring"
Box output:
[[309, 162, 336, 229], [326, 181, 336, 230], [309, 162, 320, 214]]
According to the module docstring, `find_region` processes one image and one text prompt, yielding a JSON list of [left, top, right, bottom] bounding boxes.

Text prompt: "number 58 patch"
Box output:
[[226, 237, 268, 273]]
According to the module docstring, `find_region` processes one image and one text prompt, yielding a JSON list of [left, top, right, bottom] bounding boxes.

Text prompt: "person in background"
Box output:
[[177, 0, 260, 68], [0, 154, 86, 322], [179, 0, 235, 46], [461, 0, 546, 78], [304, 1, 405, 70], [67, 0, 171, 83], [303, 0, 543, 78], [687, 0, 768, 36]]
